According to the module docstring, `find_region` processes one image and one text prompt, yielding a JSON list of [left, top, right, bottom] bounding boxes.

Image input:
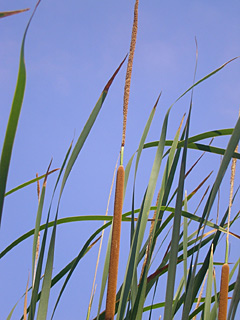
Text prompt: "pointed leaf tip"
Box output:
[[0, 8, 30, 19], [153, 92, 162, 109], [103, 54, 128, 92], [43, 159, 53, 186]]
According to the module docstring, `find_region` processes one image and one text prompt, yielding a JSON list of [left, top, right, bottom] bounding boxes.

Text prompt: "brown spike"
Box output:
[[218, 263, 229, 320], [104, 55, 128, 92], [105, 165, 125, 320]]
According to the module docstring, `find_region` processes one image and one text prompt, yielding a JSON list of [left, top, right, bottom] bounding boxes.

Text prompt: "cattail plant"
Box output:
[[105, 0, 139, 319], [218, 142, 238, 320]]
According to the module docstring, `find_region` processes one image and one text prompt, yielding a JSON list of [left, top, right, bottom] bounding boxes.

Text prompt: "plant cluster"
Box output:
[[1, 1, 240, 319]]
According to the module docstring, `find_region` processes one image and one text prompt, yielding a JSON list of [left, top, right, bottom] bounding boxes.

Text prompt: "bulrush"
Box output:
[[105, 1, 139, 319]]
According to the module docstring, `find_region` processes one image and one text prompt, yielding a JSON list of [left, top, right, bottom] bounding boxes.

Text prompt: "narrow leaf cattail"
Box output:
[[218, 263, 229, 320], [105, 165, 125, 320]]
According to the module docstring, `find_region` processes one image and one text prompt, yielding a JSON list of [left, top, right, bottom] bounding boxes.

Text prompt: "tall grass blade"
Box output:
[[6, 300, 20, 320], [227, 264, 240, 320], [135, 115, 185, 318], [5, 169, 59, 197], [209, 269, 218, 320], [0, 0, 41, 226], [24, 274, 30, 320], [144, 128, 237, 149], [59, 56, 126, 198], [182, 116, 240, 318], [144, 140, 240, 160], [50, 221, 113, 319], [36, 57, 126, 319], [131, 262, 148, 320], [176, 187, 240, 317], [32, 161, 52, 285], [117, 107, 171, 319], [28, 216, 49, 319], [26, 141, 73, 319], [204, 245, 214, 320], [183, 191, 188, 290], [35, 59, 125, 318], [116, 192, 147, 320], [174, 57, 238, 105], [134, 94, 160, 182], [124, 153, 135, 200], [36, 224, 56, 319], [20, 237, 101, 319], [172, 275, 185, 316], [130, 95, 160, 305], [35, 141, 75, 319], [164, 102, 192, 320], [2, 204, 234, 261], [229, 258, 240, 281]]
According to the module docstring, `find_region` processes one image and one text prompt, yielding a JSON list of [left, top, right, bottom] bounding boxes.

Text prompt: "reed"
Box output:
[[105, 1, 139, 318]]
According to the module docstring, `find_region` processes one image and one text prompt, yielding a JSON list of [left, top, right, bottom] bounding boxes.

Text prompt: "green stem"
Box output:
[[120, 146, 124, 166]]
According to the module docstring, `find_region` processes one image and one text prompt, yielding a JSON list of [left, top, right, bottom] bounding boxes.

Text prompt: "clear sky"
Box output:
[[1, 1, 240, 319]]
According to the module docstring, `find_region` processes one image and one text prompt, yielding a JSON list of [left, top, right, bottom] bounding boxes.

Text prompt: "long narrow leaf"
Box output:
[[164, 115, 190, 319], [143, 140, 240, 160], [0, 0, 41, 226], [59, 56, 127, 198], [32, 161, 52, 284], [117, 106, 171, 319], [25, 141, 73, 319], [175, 187, 240, 317], [5, 169, 59, 197], [228, 264, 240, 320], [183, 192, 188, 290], [130, 94, 160, 305], [183, 115, 240, 318], [2, 204, 237, 261], [203, 246, 214, 320]]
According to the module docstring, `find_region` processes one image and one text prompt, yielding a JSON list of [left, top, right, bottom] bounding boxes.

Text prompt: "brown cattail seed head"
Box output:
[[105, 165, 125, 320]]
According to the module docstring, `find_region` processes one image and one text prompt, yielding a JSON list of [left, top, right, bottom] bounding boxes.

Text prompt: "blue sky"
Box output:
[[1, 1, 240, 319]]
